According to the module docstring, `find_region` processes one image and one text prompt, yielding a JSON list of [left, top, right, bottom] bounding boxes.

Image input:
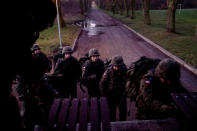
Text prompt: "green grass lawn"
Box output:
[[103, 9, 197, 68], [36, 13, 86, 56], [36, 24, 81, 56]]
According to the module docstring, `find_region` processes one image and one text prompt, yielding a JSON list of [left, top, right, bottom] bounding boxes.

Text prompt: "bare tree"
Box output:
[[114, 0, 119, 14], [84, 0, 88, 13], [87, 0, 91, 10], [99, 0, 105, 9], [130, 0, 135, 19], [111, 0, 116, 14], [80, 0, 91, 15], [79, 0, 84, 15], [52, 0, 65, 27], [118, 0, 125, 15], [166, 0, 178, 32], [124, 0, 130, 17], [142, 0, 151, 25], [195, 25, 197, 41]]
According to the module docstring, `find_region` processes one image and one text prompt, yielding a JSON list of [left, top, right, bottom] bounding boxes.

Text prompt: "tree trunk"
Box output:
[[195, 25, 197, 41], [124, 0, 130, 17], [166, 0, 178, 32], [119, 0, 125, 15], [58, 0, 65, 27], [114, 0, 119, 14], [99, 0, 104, 9], [52, 0, 65, 27], [112, 0, 116, 14], [142, 0, 151, 25], [87, 0, 91, 10], [130, 0, 135, 19], [84, 0, 88, 13], [79, 0, 84, 15]]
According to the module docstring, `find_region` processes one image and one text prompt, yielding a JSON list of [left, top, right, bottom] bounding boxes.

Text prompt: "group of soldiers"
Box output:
[[15, 44, 186, 129]]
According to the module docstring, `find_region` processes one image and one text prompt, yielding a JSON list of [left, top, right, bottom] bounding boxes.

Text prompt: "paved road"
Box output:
[[73, 7, 197, 92], [73, 6, 197, 121]]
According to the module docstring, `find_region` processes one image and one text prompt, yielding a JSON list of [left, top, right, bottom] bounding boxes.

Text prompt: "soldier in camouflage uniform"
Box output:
[[53, 46, 81, 98], [82, 48, 105, 97], [31, 44, 51, 81], [135, 58, 186, 119], [100, 55, 127, 121], [31, 44, 55, 104], [15, 44, 54, 129]]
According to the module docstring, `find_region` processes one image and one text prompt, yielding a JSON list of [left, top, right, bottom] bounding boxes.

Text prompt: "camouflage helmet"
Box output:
[[155, 58, 180, 81], [88, 48, 100, 57], [31, 44, 40, 52], [62, 46, 73, 54], [111, 55, 124, 66]]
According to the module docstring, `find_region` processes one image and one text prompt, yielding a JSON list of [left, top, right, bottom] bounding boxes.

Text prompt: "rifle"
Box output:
[[79, 77, 85, 93]]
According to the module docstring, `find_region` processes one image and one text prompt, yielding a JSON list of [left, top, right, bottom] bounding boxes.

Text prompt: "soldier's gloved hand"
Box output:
[[160, 104, 173, 112], [88, 74, 96, 80]]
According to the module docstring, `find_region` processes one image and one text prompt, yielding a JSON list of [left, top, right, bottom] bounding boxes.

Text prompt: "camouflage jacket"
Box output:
[[54, 56, 81, 82], [32, 52, 51, 81], [82, 59, 105, 88], [135, 70, 185, 119], [100, 64, 127, 100]]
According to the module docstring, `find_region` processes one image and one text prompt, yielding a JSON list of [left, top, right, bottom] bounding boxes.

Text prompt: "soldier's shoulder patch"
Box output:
[[103, 72, 108, 77], [145, 80, 151, 85], [144, 76, 153, 85], [82, 66, 86, 71]]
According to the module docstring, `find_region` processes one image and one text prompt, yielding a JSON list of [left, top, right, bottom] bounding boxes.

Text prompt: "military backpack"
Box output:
[[125, 56, 161, 100]]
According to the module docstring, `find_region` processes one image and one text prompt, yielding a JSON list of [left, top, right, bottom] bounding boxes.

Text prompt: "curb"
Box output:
[[72, 29, 83, 52], [121, 23, 197, 76]]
